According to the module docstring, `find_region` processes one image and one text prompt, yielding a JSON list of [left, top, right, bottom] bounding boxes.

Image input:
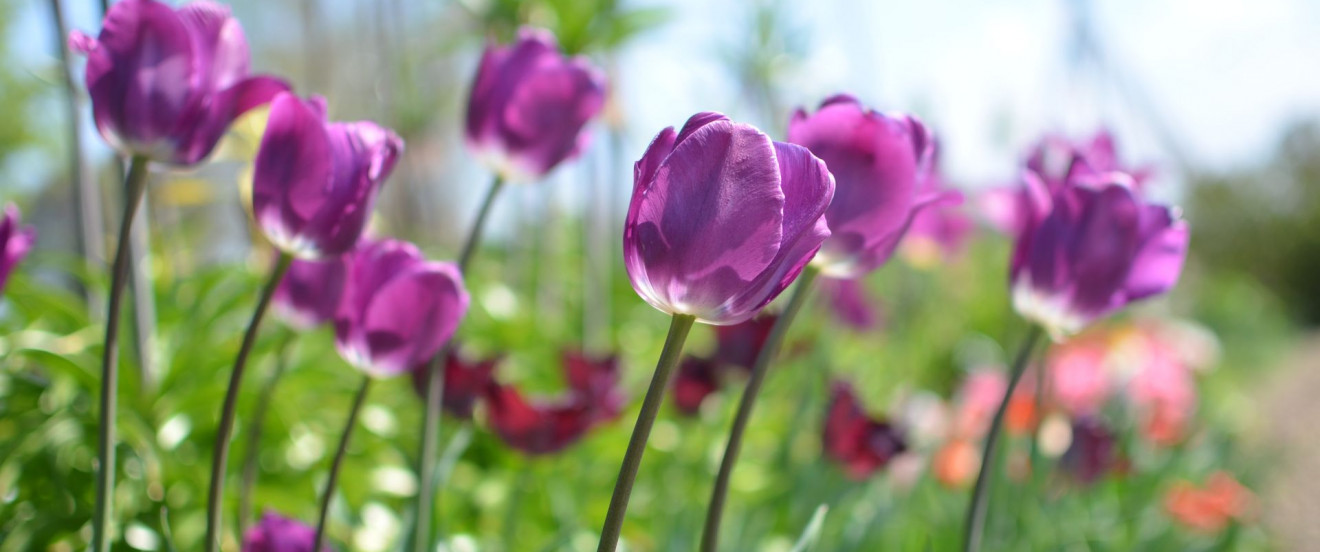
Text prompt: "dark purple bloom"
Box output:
[[788, 95, 948, 278], [672, 356, 721, 416], [409, 348, 499, 420], [335, 239, 469, 378], [822, 382, 907, 480], [1010, 172, 1188, 338], [242, 511, 331, 552], [822, 278, 882, 331], [70, 0, 288, 166], [0, 204, 36, 295], [252, 93, 403, 259], [272, 255, 350, 329], [1060, 416, 1120, 483], [484, 352, 623, 455], [466, 27, 607, 182], [711, 315, 778, 371], [625, 112, 835, 325]]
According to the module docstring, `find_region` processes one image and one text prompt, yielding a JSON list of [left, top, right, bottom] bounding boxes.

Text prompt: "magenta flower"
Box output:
[[711, 315, 778, 371], [408, 348, 498, 420], [465, 28, 606, 182], [252, 93, 403, 259], [69, 0, 287, 166], [334, 239, 469, 378], [0, 204, 36, 295], [484, 352, 623, 455], [625, 112, 835, 325], [1010, 172, 1188, 339], [1060, 417, 1121, 484], [272, 256, 350, 330], [788, 95, 946, 278], [822, 382, 907, 480], [822, 278, 882, 331], [242, 511, 331, 552]]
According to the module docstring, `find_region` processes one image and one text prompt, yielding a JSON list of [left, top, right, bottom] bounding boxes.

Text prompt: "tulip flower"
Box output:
[[466, 27, 607, 183], [1164, 472, 1255, 534], [787, 95, 946, 279], [252, 93, 403, 259], [485, 352, 623, 455], [711, 315, 778, 370], [822, 278, 882, 331], [0, 203, 36, 296], [672, 357, 722, 416], [409, 349, 498, 420], [1010, 173, 1188, 340], [1060, 417, 1121, 483], [272, 256, 350, 329], [822, 382, 907, 480], [335, 239, 470, 378], [243, 512, 331, 552], [1045, 335, 1113, 416], [901, 151, 971, 267], [70, 0, 288, 166]]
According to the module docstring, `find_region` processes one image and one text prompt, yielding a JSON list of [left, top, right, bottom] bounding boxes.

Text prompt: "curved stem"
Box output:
[[312, 376, 373, 552], [597, 313, 696, 552], [203, 253, 294, 552], [411, 174, 504, 552], [962, 325, 1043, 552], [236, 330, 296, 538], [699, 267, 819, 552], [92, 155, 149, 552]]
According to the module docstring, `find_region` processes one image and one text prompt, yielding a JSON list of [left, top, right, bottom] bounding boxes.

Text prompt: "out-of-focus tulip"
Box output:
[[1060, 417, 1120, 483], [954, 370, 1036, 438], [465, 28, 606, 182], [711, 315, 778, 370], [484, 352, 623, 455], [409, 348, 499, 420], [624, 112, 834, 325], [900, 143, 971, 267], [1046, 335, 1113, 416], [271, 256, 350, 329], [821, 382, 907, 480], [69, 0, 288, 166], [252, 93, 403, 259], [335, 239, 469, 378], [787, 95, 946, 278], [1009, 173, 1188, 339], [933, 438, 980, 489], [242, 511, 330, 552], [1128, 343, 1196, 446], [1164, 472, 1255, 533], [672, 356, 721, 416], [0, 204, 36, 295], [821, 278, 882, 331]]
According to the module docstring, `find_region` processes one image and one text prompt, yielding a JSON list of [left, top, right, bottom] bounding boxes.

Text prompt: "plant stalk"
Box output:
[[312, 376, 373, 552]]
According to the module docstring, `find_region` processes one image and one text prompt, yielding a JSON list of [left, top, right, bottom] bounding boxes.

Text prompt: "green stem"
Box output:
[[411, 174, 504, 552], [962, 325, 1043, 552], [597, 313, 696, 552], [92, 155, 149, 552], [699, 266, 819, 552], [236, 330, 296, 537], [203, 252, 294, 552], [312, 375, 373, 552]]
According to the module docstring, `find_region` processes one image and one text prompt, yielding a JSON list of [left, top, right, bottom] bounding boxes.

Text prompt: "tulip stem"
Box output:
[[457, 175, 504, 271], [962, 325, 1043, 552], [236, 329, 296, 538], [597, 313, 697, 552], [203, 252, 294, 552], [92, 155, 149, 552], [313, 375, 373, 552], [699, 266, 819, 552]]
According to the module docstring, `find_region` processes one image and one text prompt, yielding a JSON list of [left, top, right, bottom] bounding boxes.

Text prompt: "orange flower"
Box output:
[[1164, 471, 1255, 533], [933, 439, 980, 489]]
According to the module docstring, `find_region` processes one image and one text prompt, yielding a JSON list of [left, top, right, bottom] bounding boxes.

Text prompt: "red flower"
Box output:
[[409, 348, 498, 420], [484, 352, 623, 455], [822, 382, 906, 480]]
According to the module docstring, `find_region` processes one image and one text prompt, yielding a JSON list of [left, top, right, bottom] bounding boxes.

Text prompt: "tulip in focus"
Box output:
[[271, 256, 350, 329], [70, 0, 288, 165], [625, 112, 835, 325], [243, 511, 331, 552], [335, 239, 469, 378], [821, 382, 907, 480], [0, 204, 36, 295], [466, 28, 607, 182], [484, 352, 624, 455], [252, 93, 403, 259]]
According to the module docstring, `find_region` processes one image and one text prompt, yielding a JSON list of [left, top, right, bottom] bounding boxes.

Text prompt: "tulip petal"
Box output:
[[252, 93, 333, 256], [1124, 206, 1189, 301], [175, 1, 249, 91]]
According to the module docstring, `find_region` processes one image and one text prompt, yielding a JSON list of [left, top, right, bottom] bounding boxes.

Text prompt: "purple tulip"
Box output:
[[335, 239, 469, 378], [1060, 416, 1121, 484], [822, 278, 883, 331], [0, 204, 36, 295], [466, 27, 607, 182], [242, 511, 331, 552], [788, 95, 948, 278], [624, 112, 835, 325], [1010, 172, 1188, 339], [252, 93, 403, 259], [69, 0, 288, 166], [272, 256, 350, 329]]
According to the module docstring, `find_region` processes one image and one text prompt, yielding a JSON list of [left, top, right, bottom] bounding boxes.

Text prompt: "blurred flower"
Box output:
[[624, 112, 834, 325], [1045, 334, 1113, 416], [821, 382, 907, 480], [954, 370, 1036, 438], [484, 352, 623, 455], [672, 356, 720, 416], [70, 0, 288, 166], [1059, 416, 1121, 484], [821, 278, 883, 331], [242, 511, 330, 552], [1164, 472, 1255, 533], [409, 348, 499, 420], [465, 27, 607, 182], [1009, 171, 1188, 339], [788, 95, 950, 278], [335, 239, 469, 378], [272, 255, 350, 330], [901, 144, 971, 268], [711, 315, 778, 370], [0, 204, 36, 295], [252, 93, 403, 259], [1127, 342, 1196, 446], [933, 438, 980, 489]]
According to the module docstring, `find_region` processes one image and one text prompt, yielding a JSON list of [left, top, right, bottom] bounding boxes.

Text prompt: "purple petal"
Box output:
[[632, 126, 677, 193], [252, 93, 334, 255], [1123, 206, 1188, 301], [1065, 185, 1144, 316], [272, 255, 350, 329], [1, 204, 37, 294], [175, 1, 249, 91]]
